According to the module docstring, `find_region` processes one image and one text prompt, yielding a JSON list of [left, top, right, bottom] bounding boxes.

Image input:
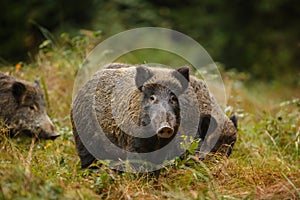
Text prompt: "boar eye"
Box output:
[[149, 95, 156, 102], [29, 105, 36, 111], [170, 94, 178, 103]]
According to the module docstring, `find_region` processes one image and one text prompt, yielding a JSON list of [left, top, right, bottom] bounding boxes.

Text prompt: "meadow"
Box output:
[[0, 32, 299, 199]]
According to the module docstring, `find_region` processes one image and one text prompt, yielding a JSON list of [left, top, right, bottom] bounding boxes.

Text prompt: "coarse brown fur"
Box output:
[[71, 63, 237, 169], [0, 72, 59, 139]]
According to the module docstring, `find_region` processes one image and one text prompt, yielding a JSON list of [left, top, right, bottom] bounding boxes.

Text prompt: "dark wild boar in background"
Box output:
[[0, 72, 59, 139]]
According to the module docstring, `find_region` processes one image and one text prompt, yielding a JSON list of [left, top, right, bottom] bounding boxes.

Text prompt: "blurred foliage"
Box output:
[[0, 0, 95, 62], [91, 0, 300, 81], [0, 0, 299, 81]]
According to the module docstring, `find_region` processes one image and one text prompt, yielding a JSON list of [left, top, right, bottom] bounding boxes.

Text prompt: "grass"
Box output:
[[0, 32, 299, 199]]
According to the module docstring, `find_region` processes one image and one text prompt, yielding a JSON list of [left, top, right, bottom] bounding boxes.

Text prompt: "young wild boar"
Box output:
[[71, 63, 237, 171], [0, 72, 59, 139]]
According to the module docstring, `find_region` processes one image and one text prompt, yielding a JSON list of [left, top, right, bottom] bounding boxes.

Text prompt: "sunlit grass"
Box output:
[[0, 33, 299, 199]]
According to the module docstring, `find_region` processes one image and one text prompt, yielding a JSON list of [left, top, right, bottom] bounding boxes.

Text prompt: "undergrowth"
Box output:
[[0, 32, 299, 199]]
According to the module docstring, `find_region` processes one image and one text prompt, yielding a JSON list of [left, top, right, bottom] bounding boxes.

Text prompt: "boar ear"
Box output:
[[173, 66, 190, 93], [177, 66, 190, 82], [12, 82, 26, 102], [34, 79, 40, 86], [197, 114, 217, 140], [230, 115, 238, 129], [135, 66, 154, 91]]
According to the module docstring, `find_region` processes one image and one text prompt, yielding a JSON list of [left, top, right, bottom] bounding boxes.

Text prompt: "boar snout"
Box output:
[[48, 131, 60, 140], [157, 122, 174, 138], [39, 115, 60, 140]]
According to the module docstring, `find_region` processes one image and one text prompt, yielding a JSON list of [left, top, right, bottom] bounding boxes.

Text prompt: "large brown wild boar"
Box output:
[[71, 63, 237, 171]]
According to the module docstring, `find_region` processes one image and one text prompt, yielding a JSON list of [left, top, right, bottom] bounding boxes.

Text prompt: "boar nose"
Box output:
[[49, 131, 60, 140], [41, 115, 60, 140], [47, 120, 60, 140], [157, 123, 174, 138]]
